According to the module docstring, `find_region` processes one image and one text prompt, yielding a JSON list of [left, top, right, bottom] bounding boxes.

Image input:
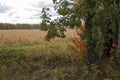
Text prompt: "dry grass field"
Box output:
[[0, 29, 74, 46]]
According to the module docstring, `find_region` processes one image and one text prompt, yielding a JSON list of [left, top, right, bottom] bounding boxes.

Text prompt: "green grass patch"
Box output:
[[0, 41, 120, 80]]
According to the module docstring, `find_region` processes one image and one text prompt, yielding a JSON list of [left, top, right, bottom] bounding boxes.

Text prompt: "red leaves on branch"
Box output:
[[70, 25, 87, 61], [109, 43, 120, 63]]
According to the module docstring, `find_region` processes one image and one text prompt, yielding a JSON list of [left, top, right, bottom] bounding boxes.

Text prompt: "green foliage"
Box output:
[[50, 0, 120, 54], [45, 22, 66, 41], [40, 7, 51, 31]]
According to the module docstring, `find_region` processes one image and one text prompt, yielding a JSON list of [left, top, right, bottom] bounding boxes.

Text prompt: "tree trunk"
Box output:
[[112, 21, 119, 65], [85, 15, 98, 72], [97, 15, 113, 79]]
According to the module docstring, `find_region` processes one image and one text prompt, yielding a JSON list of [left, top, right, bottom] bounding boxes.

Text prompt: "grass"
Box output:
[[0, 40, 74, 80], [1, 40, 118, 80], [0, 29, 120, 80], [0, 44, 92, 80]]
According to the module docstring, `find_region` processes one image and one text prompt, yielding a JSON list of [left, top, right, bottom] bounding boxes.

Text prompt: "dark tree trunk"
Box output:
[[102, 28, 113, 59], [85, 15, 98, 72], [112, 20, 119, 66], [102, 15, 113, 58], [98, 16, 113, 79]]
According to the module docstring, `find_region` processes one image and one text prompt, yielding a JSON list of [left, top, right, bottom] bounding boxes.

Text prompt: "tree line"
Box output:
[[0, 23, 40, 30]]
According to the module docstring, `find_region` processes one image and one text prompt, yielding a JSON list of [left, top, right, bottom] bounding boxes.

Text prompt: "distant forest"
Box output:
[[0, 23, 40, 30]]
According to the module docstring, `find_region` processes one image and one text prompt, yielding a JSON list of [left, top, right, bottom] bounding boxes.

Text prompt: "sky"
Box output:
[[0, 0, 58, 24]]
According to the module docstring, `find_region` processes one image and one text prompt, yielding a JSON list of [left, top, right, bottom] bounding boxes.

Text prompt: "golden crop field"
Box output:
[[0, 29, 74, 46]]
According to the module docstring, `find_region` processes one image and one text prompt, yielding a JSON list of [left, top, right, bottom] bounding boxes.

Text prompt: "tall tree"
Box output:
[[41, 0, 120, 78]]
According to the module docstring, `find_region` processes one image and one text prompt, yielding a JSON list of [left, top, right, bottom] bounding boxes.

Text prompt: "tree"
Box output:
[[40, 7, 51, 31], [41, 0, 120, 79]]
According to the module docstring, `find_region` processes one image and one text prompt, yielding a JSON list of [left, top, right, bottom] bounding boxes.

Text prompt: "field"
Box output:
[[0, 29, 83, 80], [0, 29, 75, 46], [0, 29, 119, 80]]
